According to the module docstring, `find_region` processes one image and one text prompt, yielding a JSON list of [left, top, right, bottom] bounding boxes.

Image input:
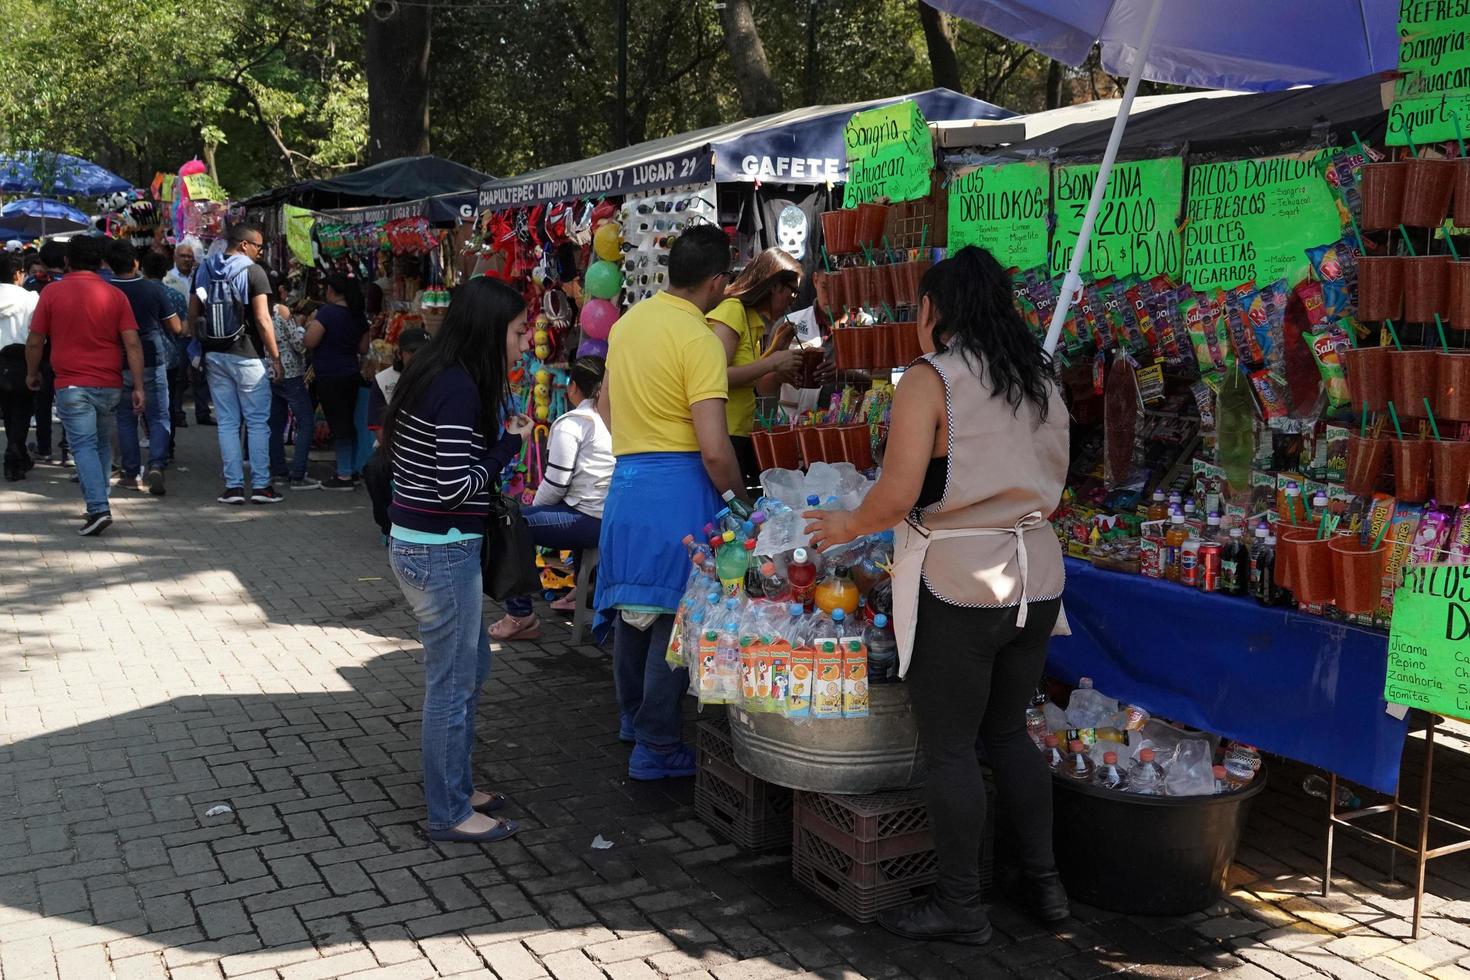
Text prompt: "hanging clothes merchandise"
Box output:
[[758, 185, 829, 276]]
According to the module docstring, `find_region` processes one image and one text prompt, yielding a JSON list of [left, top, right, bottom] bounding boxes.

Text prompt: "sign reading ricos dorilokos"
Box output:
[[946, 162, 1051, 271], [1384, 563, 1470, 719], [843, 101, 933, 206]]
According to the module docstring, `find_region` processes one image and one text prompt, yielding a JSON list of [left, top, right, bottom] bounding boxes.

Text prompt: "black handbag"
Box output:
[[482, 493, 541, 600]]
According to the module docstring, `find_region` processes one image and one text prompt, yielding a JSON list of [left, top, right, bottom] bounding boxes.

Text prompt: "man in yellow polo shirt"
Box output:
[[595, 223, 745, 781]]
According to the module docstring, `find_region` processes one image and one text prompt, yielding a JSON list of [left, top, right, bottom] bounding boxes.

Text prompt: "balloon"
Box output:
[[534, 369, 551, 385], [535, 343, 551, 360], [593, 222, 623, 262], [584, 260, 623, 300], [577, 337, 609, 359], [533, 328, 549, 344], [580, 298, 620, 340]]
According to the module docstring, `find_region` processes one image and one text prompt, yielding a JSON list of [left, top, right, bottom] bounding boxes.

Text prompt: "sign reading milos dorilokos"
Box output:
[[843, 101, 933, 206], [1384, 563, 1470, 719]]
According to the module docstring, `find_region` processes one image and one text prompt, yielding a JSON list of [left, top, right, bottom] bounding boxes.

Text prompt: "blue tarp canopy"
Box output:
[[925, 0, 1396, 92], [0, 151, 130, 197], [321, 190, 477, 227], [242, 155, 492, 211], [478, 88, 1013, 209], [0, 197, 91, 239]]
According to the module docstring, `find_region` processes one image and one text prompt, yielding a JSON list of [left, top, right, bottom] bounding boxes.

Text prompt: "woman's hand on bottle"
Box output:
[[765, 348, 802, 384], [803, 508, 857, 553]]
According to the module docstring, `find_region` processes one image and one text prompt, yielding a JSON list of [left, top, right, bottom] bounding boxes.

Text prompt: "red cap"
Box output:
[[744, 539, 757, 551], [1044, 734, 1058, 747], [1103, 751, 1118, 764], [1069, 739, 1084, 752], [761, 562, 777, 575], [1140, 748, 1155, 762], [682, 533, 695, 546], [1213, 765, 1227, 778]]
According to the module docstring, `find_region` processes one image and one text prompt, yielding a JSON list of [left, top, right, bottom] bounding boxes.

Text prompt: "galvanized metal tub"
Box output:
[[726, 683, 924, 794]]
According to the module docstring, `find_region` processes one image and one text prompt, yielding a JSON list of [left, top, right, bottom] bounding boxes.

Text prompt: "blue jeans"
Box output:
[[55, 386, 119, 514], [116, 365, 170, 477], [389, 536, 492, 831], [270, 375, 314, 480], [505, 503, 603, 617], [612, 614, 686, 753], [353, 385, 375, 474], [207, 353, 272, 490]]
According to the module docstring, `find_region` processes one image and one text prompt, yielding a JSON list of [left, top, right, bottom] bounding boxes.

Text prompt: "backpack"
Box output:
[[197, 255, 251, 349]]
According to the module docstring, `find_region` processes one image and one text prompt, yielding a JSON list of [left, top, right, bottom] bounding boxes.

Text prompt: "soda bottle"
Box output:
[[866, 613, 897, 682], [744, 557, 767, 599], [1204, 512, 1222, 544], [716, 536, 750, 597], [1061, 739, 1096, 781], [1221, 742, 1262, 788], [1310, 492, 1329, 524], [867, 577, 892, 620], [1042, 733, 1065, 772], [682, 533, 701, 561], [1025, 689, 1050, 750], [1220, 527, 1249, 596], [814, 565, 860, 617], [757, 561, 790, 601], [722, 489, 753, 521], [1282, 481, 1305, 524], [1251, 534, 1280, 606], [1127, 748, 1167, 795], [1164, 511, 1187, 582], [1095, 750, 1128, 790], [1213, 765, 1230, 794], [1146, 490, 1168, 522], [788, 547, 818, 611]]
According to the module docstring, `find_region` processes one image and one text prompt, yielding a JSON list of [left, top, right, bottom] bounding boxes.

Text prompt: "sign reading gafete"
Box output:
[[843, 100, 932, 206]]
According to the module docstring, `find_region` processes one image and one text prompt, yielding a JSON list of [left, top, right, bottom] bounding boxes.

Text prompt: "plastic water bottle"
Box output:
[[1221, 742, 1262, 788], [1061, 739, 1095, 781], [1095, 751, 1127, 791], [1042, 734, 1065, 772], [1213, 765, 1230, 794], [1303, 774, 1361, 809], [715, 617, 742, 701], [865, 613, 897, 682], [1127, 748, 1167, 795], [722, 489, 753, 521], [806, 494, 821, 509], [1025, 689, 1050, 751]]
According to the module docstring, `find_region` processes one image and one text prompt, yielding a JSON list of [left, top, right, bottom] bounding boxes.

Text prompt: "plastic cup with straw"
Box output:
[[1426, 397, 1444, 441], [1388, 401, 1406, 440]]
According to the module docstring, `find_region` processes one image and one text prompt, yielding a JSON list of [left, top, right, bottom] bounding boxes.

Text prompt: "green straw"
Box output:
[[1361, 401, 1369, 437], [1347, 211, 1366, 253], [1399, 225, 1418, 256], [1426, 397, 1443, 440], [1372, 516, 1392, 551], [1445, 221, 1462, 260], [1388, 400, 1405, 439], [1406, 130, 1419, 158], [1457, 113, 1468, 157], [1436, 313, 1451, 352], [860, 242, 875, 265], [1385, 319, 1404, 350], [920, 223, 928, 252], [1316, 505, 1331, 539], [881, 301, 895, 321], [821, 244, 831, 272]]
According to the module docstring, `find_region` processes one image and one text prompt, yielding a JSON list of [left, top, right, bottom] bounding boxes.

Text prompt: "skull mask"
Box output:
[[776, 204, 808, 261]]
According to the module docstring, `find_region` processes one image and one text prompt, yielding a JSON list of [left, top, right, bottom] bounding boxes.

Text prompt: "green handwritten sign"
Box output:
[[1051, 158, 1182, 279], [947, 162, 1050, 270], [1388, 8, 1470, 145], [1183, 154, 1343, 291], [843, 101, 932, 206], [182, 171, 225, 202], [1384, 564, 1470, 720]]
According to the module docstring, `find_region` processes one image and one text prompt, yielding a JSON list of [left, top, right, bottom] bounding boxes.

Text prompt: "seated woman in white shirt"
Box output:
[[491, 355, 614, 641]]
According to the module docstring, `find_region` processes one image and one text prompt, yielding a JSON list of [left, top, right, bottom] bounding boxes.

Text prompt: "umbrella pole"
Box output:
[[1042, 0, 1165, 356]]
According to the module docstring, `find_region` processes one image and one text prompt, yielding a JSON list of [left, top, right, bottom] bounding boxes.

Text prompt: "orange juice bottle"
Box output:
[[814, 566, 861, 616], [1164, 511, 1187, 583]]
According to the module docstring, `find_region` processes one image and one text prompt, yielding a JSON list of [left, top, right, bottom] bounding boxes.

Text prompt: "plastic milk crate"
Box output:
[[695, 717, 793, 852]]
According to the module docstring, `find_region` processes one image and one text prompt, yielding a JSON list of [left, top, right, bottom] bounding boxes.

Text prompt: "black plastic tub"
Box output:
[[1050, 764, 1267, 916]]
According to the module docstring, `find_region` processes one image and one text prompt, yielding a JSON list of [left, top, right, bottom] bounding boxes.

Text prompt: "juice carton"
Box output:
[[787, 648, 813, 717], [812, 640, 844, 719], [842, 638, 870, 719], [697, 627, 721, 701], [740, 637, 760, 708], [768, 644, 791, 715]]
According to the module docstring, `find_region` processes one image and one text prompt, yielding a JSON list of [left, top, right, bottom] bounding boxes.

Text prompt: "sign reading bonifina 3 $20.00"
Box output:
[[1385, 563, 1470, 720], [843, 100, 933, 206]]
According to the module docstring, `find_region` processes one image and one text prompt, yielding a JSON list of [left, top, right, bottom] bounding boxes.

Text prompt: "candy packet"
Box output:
[[1247, 280, 1290, 378], [1225, 293, 1266, 368], [1250, 369, 1289, 420], [1447, 505, 1470, 563], [1296, 280, 1328, 326], [1410, 509, 1451, 565]]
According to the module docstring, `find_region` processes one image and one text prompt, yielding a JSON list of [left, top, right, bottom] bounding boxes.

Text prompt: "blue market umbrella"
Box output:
[[0, 150, 130, 197], [0, 197, 90, 237], [923, 0, 1397, 352]]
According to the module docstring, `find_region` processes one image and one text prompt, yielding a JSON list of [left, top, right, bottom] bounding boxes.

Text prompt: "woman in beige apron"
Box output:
[[804, 246, 1070, 945]]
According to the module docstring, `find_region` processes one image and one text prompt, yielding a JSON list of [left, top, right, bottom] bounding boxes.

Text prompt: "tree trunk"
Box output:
[[918, 2, 962, 92], [365, 0, 432, 162], [1045, 58, 1069, 109], [718, 0, 781, 117]]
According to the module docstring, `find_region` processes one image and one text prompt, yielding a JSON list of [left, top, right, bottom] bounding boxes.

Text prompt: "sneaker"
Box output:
[[490, 614, 542, 641], [78, 512, 112, 536], [321, 476, 357, 491], [251, 486, 284, 504], [288, 477, 322, 491], [218, 487, 246, 505], [628, 744, 697, 781], [145, 468, 166, 496]]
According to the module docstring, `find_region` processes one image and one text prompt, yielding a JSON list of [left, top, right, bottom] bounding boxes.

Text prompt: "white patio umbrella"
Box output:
[[924, 0, 1398, 353]]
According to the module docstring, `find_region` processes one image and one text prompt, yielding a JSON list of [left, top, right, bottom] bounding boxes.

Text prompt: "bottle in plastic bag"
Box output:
[[1095, 751, 1127, 790], [1213, 765, 1230, 794], [1221, 742, 1262, 788], [1061, 739, 1096, 781], [1025, 689, 1050, 750], [1042, 734, 1065, 772], [788, 547, 818, 611], [786, 603, 814, 717], [814, 565, 860, 617], [1127, 748, 1167, 795], [1302, 773, 1361, 809], [1065, 677, 1119, 729], [866, 614, 897, 682], [758, 561, 790, 602]]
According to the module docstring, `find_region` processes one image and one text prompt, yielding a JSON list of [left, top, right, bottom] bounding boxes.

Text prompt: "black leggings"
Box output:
[[906, 584, 1061, 908]]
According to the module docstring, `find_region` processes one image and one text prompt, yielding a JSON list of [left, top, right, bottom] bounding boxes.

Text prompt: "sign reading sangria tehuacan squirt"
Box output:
[[843, 100, 933, 206], [1388, 5, 1470, 146], [1384, 563, 1470, 720], [946, 162, 1051, 270], [1050, 158, 1183, 280], [1183, 153, 1344, 292]]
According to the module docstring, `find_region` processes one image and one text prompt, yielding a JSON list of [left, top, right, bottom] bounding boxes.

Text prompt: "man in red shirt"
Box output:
[[25, 235, 144, 536]]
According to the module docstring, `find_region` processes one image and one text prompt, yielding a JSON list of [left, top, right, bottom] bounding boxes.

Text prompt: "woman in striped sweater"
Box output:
[[380, 277, 532, 843]]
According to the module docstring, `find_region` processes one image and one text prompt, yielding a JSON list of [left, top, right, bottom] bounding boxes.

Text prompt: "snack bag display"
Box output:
[[1247, 280, 1289, 378], [1304, 326, 1350, 409]]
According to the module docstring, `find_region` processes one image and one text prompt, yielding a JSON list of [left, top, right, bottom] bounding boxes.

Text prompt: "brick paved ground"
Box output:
[[4, 423, 1470, 980]]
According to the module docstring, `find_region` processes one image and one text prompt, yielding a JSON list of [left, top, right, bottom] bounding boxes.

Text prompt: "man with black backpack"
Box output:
[[188, 223, 285, 505]]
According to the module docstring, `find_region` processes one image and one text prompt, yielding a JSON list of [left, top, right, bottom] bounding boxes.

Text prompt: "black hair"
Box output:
[[324, 272, 365, 327], [668, 224, 730, 289], [919, 245, 1053, 421], [228, 221, 263, 245], [381, 277, 526, 456], [140, 250, 170, 279], [0, 253, 21, 282], [66, 235, 104, 271], [568, 355, 605, 401], [39, 239, 66, 269], [103, 237, 138, 274]]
